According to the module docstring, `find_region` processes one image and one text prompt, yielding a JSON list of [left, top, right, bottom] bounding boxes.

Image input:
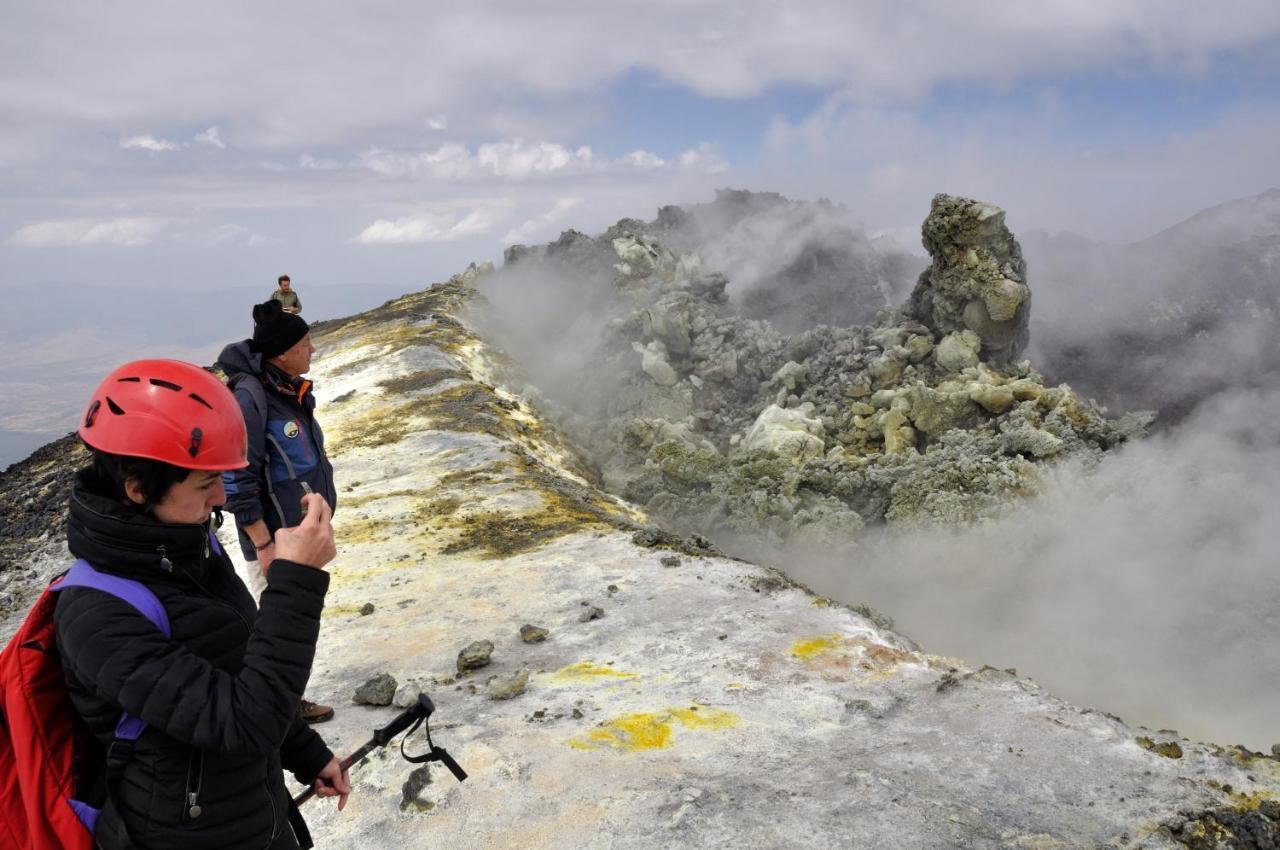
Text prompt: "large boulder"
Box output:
[[741, 404, 826, 462], [906, 194, 1031, 366]]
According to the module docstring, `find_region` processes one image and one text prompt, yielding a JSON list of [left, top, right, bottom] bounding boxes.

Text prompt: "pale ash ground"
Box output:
[[212, 274, 1278, 848]]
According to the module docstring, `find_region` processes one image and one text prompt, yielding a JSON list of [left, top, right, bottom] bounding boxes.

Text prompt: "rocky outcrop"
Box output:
[[485, 191, 1150, 550], [0, 434, 86, 621], [905, 194, 1031, 365]]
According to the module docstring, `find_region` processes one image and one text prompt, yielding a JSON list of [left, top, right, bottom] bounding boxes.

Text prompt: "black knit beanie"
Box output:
[[249, 299, 309, 359]]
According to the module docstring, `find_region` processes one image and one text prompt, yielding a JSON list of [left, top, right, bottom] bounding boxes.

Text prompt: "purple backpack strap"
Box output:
[[53, 560, 170, 741]]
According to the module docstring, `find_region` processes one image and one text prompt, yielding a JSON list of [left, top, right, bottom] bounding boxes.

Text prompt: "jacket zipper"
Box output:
[[183, 749, 205, 821], [264, 778, 280, 847]]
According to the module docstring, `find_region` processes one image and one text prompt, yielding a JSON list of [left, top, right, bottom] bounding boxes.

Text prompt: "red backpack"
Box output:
[[0, 561, 169, 850]]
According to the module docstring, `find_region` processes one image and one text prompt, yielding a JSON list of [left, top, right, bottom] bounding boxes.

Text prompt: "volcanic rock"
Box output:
[[354, 672, 397, 706], [457, 640, 495, 674]]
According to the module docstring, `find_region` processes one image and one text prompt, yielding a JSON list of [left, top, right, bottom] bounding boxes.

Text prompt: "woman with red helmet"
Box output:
[[53, 359, 349, 849]]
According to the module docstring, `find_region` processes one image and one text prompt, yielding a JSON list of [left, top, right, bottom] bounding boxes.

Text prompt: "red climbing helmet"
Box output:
[[78, 359, 249, 470]]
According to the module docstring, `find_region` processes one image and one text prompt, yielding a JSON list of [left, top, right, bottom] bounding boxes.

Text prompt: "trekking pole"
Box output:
[[294, 692, 467, 807]]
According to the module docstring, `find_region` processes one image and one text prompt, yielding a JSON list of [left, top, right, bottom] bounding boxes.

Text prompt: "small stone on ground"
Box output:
[[487, 669, 530, 700], [520, 624, 549, 643], [457, 640, 495, 674], [354, 672, 397, 705]]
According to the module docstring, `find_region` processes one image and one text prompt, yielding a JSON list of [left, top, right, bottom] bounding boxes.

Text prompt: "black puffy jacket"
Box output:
[[54, 468, 333, 849]]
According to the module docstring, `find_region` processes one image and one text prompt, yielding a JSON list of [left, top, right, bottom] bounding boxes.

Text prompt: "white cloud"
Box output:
[[503, 197, 583, 243], [352, 139, 725, 182], [199, 223, 272, 246], [621, 150, 665, 169], [120, 134, 179, 152], [358, 143, 474, 179], [353, 202, 512, 244], [194, 126, 226, 149], [8, 217, 168, 247], [299, 154, 342, 170], [476, 140, 594, 177], [677, 142, 730, 174], [427, 115, 448, 130], [204, 223, 246, 245]]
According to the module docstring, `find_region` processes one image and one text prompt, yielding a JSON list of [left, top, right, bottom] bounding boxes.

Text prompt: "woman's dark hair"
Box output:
[[91, 450, 191, 511]]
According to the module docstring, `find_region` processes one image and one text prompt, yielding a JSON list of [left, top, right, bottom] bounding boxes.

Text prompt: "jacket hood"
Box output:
[[215, 340, 261, 380], [67, 466, 218, 583]]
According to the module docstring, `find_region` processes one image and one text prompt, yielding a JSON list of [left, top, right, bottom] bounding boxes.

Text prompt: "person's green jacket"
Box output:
[[270, 289, 301, 313]]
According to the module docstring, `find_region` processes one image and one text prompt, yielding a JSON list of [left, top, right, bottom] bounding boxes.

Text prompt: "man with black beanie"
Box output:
[[217, 299, 338, 723]]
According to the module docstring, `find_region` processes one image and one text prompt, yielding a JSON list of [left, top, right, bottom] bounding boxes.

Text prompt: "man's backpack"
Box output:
[[226, 370, 269, 426], [0, 561, 169, 850]]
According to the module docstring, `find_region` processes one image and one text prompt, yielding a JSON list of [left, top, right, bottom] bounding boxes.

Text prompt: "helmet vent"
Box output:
[[188, 392, 213, 410], [84, 400, 101, 427], [149, 378, 182, 392], [105, 397, 125, 415], [117, 377, 141, 383]]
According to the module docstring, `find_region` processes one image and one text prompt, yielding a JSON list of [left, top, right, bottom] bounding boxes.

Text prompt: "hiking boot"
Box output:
[[300, 698, 334, 724]]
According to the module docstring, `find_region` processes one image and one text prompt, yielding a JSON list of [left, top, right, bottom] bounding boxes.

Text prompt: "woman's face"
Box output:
[[129, 470, 226, 525]]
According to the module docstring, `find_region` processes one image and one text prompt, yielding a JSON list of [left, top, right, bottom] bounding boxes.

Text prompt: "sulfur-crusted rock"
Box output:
[[906, 194, 1030, 366], [520, 624, 549, 643], [742, 404, 826, 462], [484, 189, 1149, 552], [935, 330, 982, 372], [633, 340, 679, 386]]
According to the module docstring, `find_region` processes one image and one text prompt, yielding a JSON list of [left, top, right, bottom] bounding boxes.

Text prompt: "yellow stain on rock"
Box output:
[[791, 635, 845, 659], [551, 661, 639, 683], [569, 706, 740, 752]]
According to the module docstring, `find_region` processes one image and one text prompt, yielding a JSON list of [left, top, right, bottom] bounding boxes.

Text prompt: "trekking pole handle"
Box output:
[[374, 693, 435, 746]]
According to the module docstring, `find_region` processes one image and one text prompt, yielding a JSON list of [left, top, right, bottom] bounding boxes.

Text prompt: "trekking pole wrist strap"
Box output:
[[399, 714, 467, 782]]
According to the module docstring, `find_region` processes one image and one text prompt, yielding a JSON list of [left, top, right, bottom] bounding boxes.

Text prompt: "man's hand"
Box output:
[[274, 494, 336, 569], [312, 756, 351, 811], [243, 519, 275, 576]]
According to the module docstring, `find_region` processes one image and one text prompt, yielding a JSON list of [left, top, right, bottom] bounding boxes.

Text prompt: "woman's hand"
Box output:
[[273, 494, 336, 569], [312, 756, 351, 811]]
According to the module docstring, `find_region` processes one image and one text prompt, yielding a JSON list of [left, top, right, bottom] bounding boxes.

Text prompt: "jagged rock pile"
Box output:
[[486, 193, 1152, 549], [0, 434, 85, 616]]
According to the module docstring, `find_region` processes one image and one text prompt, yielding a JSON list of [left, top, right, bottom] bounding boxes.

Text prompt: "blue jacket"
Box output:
[[217, 341, 337, 561]]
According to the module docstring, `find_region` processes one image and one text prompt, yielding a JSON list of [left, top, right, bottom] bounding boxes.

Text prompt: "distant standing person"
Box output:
[[218, 299, 337, 724], [272, 274, 302, 314]]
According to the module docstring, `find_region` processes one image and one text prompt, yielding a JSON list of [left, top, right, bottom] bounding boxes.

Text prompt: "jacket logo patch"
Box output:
[[283, 421, 300, 439]]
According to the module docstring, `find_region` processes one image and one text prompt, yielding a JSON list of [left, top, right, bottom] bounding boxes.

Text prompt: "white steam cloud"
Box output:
[[789, 386, 1280, 751]]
